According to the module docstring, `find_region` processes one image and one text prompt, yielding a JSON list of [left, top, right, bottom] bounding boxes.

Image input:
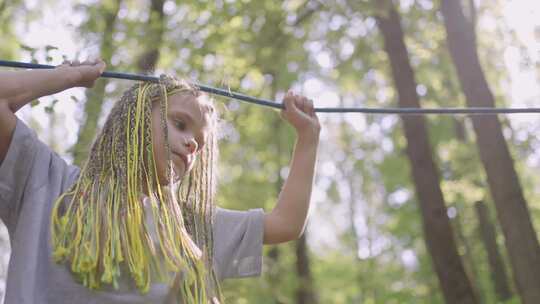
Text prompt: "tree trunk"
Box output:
[[345, 165, 364, 302], [474, 201, 513, 302], [72, 0, 122, 165], [137, 0, 166, 73], [451, 209, 483, 303], [440, 2, 540, 303], [267, 83, 286, 304], [374, 3, 478, 303], [295, 233, 317, 304]]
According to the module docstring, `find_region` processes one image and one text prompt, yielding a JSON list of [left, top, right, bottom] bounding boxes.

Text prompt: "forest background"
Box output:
[[0, 0, 539, 303]]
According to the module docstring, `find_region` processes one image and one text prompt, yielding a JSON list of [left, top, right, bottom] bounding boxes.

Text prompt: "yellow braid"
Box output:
[[51, 75, 223, 303]]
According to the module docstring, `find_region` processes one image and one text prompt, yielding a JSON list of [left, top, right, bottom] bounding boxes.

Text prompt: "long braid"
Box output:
[[51, 75, 223, 303]]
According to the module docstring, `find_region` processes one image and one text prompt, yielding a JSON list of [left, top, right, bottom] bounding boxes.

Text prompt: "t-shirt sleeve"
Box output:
[[212, 207, 265, 280], [0, 118, 76, 230]]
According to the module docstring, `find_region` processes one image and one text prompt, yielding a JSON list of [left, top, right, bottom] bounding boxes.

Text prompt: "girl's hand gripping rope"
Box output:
[[56, 58, 107, 88], [281, 90, 321, 141]]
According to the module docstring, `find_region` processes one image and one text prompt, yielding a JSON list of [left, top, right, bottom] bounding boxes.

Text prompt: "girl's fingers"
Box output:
[[284, 91, 317, 117], [283, 92, 301, 115], [96, 60, 106, 74], [62, 58, 100, 66], [296, 95, 315, 117], [61, 59, 79, 66], [307, 98, 315, 116], [290, 93, 303, 113], [83, 57, 99, 65], [302, 96, 310, 114], [283, 91, 294, 109], [66, 57, 106, 70], [294, 94, 303, 112]]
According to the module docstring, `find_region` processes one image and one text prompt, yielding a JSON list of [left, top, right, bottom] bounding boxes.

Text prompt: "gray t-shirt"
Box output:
[[0, 118, 264, 304]]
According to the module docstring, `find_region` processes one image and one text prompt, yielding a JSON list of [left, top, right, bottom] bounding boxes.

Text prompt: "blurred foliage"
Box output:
[[1, 0, 539, 303]]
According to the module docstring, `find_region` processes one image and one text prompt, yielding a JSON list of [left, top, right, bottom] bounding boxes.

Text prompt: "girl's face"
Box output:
[[151, 92, 210, 184]]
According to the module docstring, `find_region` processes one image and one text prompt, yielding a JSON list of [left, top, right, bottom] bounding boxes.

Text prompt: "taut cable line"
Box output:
[[1, 60, 538, 115]]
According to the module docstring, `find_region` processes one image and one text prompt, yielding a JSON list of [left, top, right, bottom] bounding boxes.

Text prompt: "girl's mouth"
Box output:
[[172, 152, 188, 169]]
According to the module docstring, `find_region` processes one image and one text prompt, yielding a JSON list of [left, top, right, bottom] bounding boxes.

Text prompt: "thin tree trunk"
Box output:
[[267, 82, 286, 304], [137, 0, 165, 73], [474, 201, 513, 302], [346, 169, 364, 302], [72, 0, 122, 165], [451, 209, 483, 303], [440, 2, 540, 303], [265, 5, 320, 294], [374, 2, 478, 303], [336, 116, 365, 302], [450, 120, 482, 302], [295, 233, 317, 304]]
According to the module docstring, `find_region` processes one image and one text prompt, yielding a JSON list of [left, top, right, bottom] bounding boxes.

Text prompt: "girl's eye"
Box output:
[[174, 120, 186, 130]]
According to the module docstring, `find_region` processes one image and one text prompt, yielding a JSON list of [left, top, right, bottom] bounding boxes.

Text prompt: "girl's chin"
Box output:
[[172, 168, 187, 181], [155, 171, 186, 186]]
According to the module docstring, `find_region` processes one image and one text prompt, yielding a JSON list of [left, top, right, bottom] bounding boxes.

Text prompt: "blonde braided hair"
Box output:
[[51, 75, 223, 303]]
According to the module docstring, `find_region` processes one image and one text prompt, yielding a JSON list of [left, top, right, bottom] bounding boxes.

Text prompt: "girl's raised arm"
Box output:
[[263, 91, 320, 244], [0, 59, 106, 164], [0, 59, 105, 113]]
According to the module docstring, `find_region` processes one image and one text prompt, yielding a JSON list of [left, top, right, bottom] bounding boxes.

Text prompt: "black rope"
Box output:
[[1, 60, 537, 115]]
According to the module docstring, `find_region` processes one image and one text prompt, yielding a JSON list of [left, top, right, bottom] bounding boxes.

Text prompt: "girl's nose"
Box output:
[[186, 138, 198, 154]]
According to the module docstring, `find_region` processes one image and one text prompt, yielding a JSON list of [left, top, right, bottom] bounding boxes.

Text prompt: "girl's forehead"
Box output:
[[168, 93, 211, 130]]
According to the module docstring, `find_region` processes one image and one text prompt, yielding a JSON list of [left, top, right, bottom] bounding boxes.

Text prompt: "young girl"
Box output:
[[0, 59, 320, 303]]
